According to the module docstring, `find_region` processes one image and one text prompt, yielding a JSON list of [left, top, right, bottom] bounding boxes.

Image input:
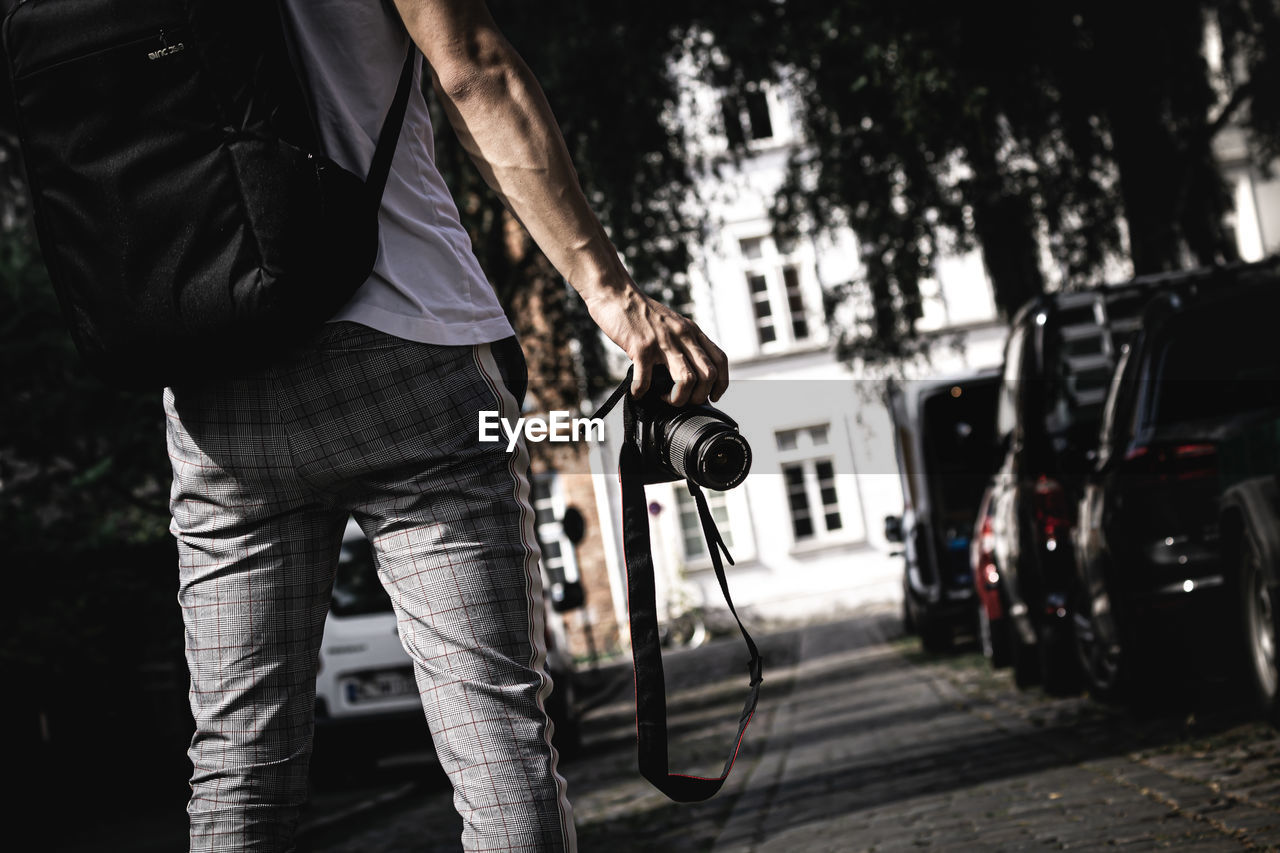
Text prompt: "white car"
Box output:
[[314, 520, 580, 773]]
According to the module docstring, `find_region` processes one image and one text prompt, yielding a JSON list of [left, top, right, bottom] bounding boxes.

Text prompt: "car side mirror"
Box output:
[[884, 514, 904, 543]]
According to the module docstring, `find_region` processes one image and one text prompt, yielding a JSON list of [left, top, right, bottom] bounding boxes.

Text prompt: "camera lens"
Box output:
[[696, 432, 751, 490], [665, 414, 752, 490]]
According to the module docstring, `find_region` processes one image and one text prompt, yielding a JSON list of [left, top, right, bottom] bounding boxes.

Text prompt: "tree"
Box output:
[[0, 2, 732, 676], [700, 0, 1280, 364], [0, 0, 727, 544], [0, 132, 171, 555]]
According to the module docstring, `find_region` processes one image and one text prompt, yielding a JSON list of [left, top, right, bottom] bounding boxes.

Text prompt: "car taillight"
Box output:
[[1033, 475, 1071, 549], [978, 516, 996, 559], [976, 514, 999, 586], [1123, 442, 1218, 481]]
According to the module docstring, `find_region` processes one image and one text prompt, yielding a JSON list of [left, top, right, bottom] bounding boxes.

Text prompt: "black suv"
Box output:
[[986, 285, 1154, 693], [886, 370, 1001, 651], [1073, 268, 1280, 700]]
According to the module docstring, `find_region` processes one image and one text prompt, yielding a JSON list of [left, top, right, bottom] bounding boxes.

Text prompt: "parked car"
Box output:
[[971, 483, 1012, 667], [886, 370, 1001, 652], [1073, 272, 1280, 701], [314, 519, 582, 774], [986, 284, 1155, 693], [1220, 431, 1280, 722]]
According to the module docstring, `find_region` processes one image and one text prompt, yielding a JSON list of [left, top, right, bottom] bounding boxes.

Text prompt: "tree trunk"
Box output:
[[966, 131, 1046, 318], [1087, 1, 1236, 273]]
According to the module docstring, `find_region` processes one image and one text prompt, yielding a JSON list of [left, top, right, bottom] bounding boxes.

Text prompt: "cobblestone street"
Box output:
[[295, 610, 1280, 851]]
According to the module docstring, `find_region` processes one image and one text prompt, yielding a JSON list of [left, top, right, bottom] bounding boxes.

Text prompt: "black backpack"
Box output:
[[3, 0, 414, 389]]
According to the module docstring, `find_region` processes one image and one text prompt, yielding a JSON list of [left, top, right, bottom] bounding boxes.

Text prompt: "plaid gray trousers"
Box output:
[[164, 321, 576, 852]]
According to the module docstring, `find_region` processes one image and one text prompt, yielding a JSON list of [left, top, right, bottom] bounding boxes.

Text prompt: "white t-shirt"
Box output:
[[281, 0, 515, 345]]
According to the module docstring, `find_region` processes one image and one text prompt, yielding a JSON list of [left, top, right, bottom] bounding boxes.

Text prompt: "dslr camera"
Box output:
[[631, 366, 752, 491]]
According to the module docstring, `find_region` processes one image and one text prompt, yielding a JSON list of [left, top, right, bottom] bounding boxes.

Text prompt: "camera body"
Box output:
[[631, 367, 752, 491]]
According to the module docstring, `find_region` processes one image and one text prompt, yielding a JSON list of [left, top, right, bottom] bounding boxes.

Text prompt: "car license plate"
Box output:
[[342, 667, 417, 704]]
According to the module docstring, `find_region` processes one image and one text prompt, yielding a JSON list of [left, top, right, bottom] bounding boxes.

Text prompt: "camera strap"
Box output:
[[591, 371, 763, 803]]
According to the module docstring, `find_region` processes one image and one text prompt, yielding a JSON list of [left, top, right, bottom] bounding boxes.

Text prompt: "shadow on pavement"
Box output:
[[573, 613, 1265, 851]]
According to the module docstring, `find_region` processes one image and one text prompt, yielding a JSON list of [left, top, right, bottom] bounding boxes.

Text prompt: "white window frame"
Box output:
[[656, 480, 756, 574], [673, 486, 735, 563], [738, 234, 819, 354], [774, 423, 863, 547], [721, 81, 778, 147]]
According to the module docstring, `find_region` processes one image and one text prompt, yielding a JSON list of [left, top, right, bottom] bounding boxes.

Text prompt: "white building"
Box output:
[[581, 43, 1280, 642], [587, 73, 1007, 635], [1206, 18, 1280, 265]]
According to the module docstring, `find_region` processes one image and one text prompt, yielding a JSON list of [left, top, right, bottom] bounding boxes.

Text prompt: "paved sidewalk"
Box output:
[[303, 613, 1280, 851], [711, 620, 1277, 851]]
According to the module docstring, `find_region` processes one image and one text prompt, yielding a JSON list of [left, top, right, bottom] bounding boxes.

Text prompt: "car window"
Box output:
[[996, 324, 1026, 440], [922, 379, 1000, 531], [331, 536, 394, 617], [1149, 306, 1280, 427], [1045, 300, 1116, 453], [1097, 346, 1130, 461]]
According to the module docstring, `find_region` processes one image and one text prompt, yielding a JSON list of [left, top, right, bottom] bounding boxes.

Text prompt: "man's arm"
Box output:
[[391, 0, 727, 405]]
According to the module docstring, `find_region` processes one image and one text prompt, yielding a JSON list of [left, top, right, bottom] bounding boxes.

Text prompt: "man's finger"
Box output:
[[631, 356, 651, 398], [665, 352, 694, 406], [680, 340, 718, 405], [694, 327, 729, 402], [710, 363, 729, 403]]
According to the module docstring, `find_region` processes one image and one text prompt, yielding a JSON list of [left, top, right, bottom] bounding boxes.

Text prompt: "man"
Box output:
[[165, 0, 728, 850]]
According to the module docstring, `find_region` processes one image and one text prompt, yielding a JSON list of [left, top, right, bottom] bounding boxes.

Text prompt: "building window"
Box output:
[[674, 487, 735, 561], [530, 472, 579, 592], [783, 266, 809, 340], [776, 424, 829, 452], [776, 425, 844, 542], [721, 85, 774, 146], [814, 460, 842, 532], [749, 273, 776, 345], [745, 89, 773, 139], [783, 465, 812, 539], [738, 236, 814, 351]]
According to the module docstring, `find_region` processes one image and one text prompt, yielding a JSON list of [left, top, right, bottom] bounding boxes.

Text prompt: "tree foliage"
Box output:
[[701, 0, 1280, 363], [0, 0, 721, 549], [0, 135, 170, 555], [5, 0, 1279, 549]]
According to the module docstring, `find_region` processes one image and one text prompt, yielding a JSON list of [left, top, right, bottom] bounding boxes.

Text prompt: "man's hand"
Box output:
[[393, 0, 728, 406], [583, 287, 728, 406]]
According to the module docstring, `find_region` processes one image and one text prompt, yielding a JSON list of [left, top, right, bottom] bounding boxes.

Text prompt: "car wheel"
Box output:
[[1011, 624, 1041, 689], [1039, 620, 1083, 697], [1073, 607, 1126, 702], [902, 595, 916, 634], [978, 603, 1012, 669], [920, 618, 953, 654], [1240, 531, 1280, 723]]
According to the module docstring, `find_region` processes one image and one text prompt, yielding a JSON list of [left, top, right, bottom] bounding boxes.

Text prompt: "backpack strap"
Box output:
[[365, 45, 417, 212], [273, 0, 415, 212]]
